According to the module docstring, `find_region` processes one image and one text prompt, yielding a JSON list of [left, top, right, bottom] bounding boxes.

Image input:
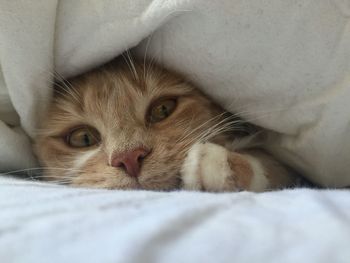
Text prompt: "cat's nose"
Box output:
[[111, 147, 150, 177]]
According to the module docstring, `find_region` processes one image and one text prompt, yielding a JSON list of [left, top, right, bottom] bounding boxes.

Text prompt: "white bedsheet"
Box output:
[[0, 176, 349, 263]]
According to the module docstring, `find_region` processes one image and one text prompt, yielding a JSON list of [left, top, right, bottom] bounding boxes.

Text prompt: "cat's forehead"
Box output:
[[64, 60, 193, 107], [51, 59, 195, 127]]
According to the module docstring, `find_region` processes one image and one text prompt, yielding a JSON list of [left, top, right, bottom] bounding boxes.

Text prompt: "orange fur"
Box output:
[[34, 58, 226, 190], [34, 57, 296, 191]]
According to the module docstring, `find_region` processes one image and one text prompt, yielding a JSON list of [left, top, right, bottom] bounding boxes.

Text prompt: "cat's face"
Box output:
[[34, 59, 226, 190]]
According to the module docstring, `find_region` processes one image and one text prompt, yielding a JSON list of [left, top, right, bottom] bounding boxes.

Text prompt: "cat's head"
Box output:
[[34, 58, 230, 190]]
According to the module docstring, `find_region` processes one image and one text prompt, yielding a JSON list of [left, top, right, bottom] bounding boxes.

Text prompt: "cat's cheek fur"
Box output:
[[181, 142, 269, 192], [73, 148, 101, 169]]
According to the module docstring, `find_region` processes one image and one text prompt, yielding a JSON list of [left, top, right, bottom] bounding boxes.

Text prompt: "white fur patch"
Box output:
[[181, 143, 202, 190], [182, 143, 232, 191], [243, 155, 269, 192], [74, 148, 100, 170]]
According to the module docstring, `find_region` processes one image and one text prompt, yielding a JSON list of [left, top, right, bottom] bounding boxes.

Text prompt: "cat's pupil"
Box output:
[[83, 133, 90, 146], [161, 105, 168, 116]]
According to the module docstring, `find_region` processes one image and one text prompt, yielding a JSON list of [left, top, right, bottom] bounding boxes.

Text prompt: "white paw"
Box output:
[[181, 142, 236, 192]]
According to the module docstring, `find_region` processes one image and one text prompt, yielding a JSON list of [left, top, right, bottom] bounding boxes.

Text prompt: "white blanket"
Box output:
[[0, 1, 350, 185], [0, 176, 349, 263]]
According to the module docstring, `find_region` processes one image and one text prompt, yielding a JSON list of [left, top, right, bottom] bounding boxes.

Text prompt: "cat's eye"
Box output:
[[65, 126, 100, 148], [148, 98, 177, 123]]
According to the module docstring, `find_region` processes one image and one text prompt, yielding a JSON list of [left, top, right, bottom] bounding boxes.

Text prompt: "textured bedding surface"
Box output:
[[1, 176, 349, 263]]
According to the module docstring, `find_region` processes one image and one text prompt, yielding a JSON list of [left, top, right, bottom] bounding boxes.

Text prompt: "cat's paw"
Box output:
[[181, 142, 267, 192], [181, 142, 239, 192]]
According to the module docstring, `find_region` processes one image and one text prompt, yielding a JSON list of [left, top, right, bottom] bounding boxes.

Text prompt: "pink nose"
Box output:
[[111, 147, 150, 177]]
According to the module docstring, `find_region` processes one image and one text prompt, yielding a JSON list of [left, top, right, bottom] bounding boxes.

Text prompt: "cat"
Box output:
[[34, 56, 297, 192]]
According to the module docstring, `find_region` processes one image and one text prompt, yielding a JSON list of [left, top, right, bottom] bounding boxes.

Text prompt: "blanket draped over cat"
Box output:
[[0, 0, 349, 187]]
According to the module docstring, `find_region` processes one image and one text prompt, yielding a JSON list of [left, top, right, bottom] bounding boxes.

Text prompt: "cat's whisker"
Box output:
[[122, 51, 139, 82], [175, 112, 227, 143], [226, 102, 296, 123], [39, 178, 73, 185], [178, 121, 231, 149], [32, 175, 74, 180], [18, 62, 82, 107], [182, 115, 242, 146], [177, 117, 247, 155], [53, 70, 80, 95], [143, 33, 155, 81], [1, 167, 66, 175], [198, 126, 237, 144], [55, 84, 81, 106], [145, 52, 158, 83], [202, 119, 248, 140], [2, 167, 88, 177], [2, 167, 86, 186], [42, 70, 81, 105]]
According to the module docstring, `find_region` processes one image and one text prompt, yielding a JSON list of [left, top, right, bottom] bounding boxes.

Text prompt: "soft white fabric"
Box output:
[[0, 1, 350, 185], [0, 176, 349, 263]]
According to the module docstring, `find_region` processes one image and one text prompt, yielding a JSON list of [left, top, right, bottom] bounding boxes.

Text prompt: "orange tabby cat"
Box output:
[[34, 57, 296, 191]]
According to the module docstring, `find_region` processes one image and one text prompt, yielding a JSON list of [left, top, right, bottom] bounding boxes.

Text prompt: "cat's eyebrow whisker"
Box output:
[[143, 33, 155, 81], [46, 78, 72, 98], [54, 82, 81, 105], [26, 64, 90, 109], [49, 83, 74, 101], [145, 52, 158, 83], [52, 70, 77, 92], [43, 70, 81, 105], [122, 51, 139, 82]]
